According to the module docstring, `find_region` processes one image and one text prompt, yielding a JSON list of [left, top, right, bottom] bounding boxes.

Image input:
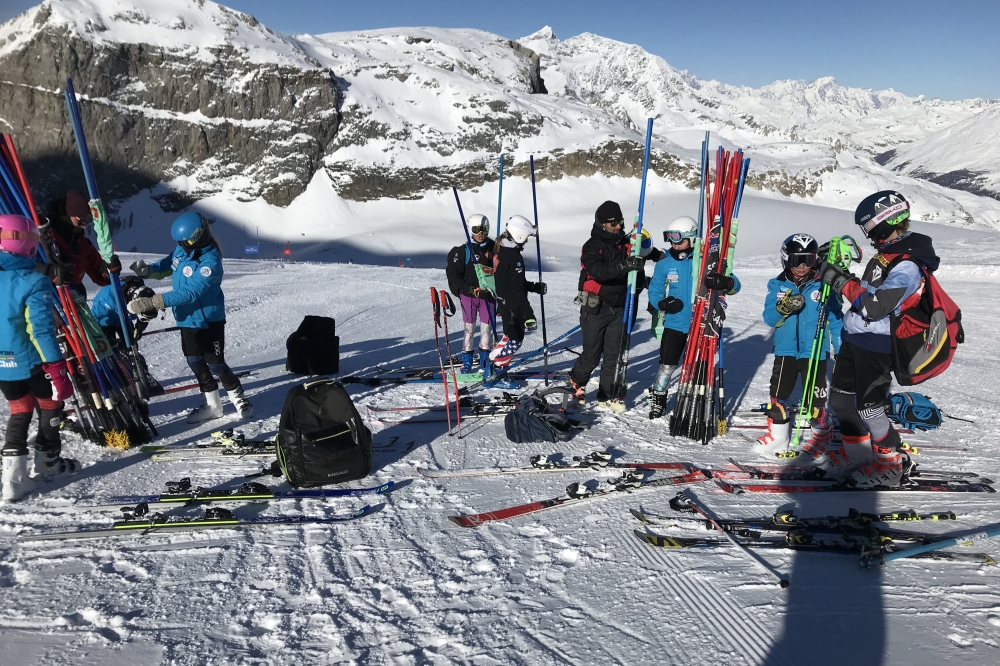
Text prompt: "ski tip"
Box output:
[[351, 505, 373, 519], [715, 479, 742, 494], [630, 508, 653, 524], [416, 468, 440, 478]]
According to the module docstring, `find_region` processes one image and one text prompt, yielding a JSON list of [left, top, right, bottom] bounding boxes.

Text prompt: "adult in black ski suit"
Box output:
[[568, 201, 658, 407]]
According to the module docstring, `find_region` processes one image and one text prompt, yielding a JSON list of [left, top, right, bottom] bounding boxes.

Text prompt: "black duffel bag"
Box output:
[[276, 379, 372, 487], [504, 386, 588, 443], [286, 315, 340, 375]]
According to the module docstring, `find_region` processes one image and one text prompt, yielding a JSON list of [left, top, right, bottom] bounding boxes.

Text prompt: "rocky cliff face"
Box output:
[[0, 1, 340, 216]]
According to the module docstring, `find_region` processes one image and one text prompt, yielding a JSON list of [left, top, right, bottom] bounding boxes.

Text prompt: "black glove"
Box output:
[[657, 297, 684, 314], [35, 261, 72, 283], [817, 260, 853, 293], [528, 281, 547, 295], [643, 275, 652, 290], [619, 256, 644, 273], [525, 318, 538, 332], [703, 272, 734, 292], [776, 292, 806, 317], [107, 254, 122, 273], [130, 260, 151, 278]]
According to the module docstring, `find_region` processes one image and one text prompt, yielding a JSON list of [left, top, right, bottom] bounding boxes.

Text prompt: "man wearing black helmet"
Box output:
[[446, 213, 495, 373], [800, 191, 938, 488]]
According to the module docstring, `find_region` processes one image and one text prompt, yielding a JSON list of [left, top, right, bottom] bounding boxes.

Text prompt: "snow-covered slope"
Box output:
[[879, 107, 1000, 200], [2, 220, 999, 664]]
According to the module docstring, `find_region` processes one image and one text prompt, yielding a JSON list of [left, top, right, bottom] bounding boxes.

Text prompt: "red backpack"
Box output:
[[889, 260, 963, 385]]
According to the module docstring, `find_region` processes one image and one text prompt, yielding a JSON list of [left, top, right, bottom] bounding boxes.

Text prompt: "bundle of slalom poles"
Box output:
[[669, 140, 750, 444]]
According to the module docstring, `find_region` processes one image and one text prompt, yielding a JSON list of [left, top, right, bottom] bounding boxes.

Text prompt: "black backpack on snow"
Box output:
[[504, 386, 588, 443], [286, 315, 340, 375], [276, 379, 372, 487]]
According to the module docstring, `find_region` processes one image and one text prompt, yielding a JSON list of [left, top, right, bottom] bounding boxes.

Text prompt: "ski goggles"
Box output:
[[470, 222, 489, 235], [663, 230, 695, 244], [787, 252, 819, 268]]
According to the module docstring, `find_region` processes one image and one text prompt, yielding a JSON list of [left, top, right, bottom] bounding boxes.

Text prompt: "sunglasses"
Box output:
[[604, 219, 624, 227]]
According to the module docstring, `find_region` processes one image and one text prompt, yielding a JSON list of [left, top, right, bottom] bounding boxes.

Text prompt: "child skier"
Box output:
[[646, 215, 741, 418], [0, 214, 78, 502], [485, 215, 546, 388], [90, 276, 157, 348], [127, 212, 252, 423], [446, 213, 495, 373], [755, 234, 843, 451], [801, 191, 936, 488]]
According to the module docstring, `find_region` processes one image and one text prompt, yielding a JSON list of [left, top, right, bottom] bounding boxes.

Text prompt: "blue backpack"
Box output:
[[887, 393, 943, 431]]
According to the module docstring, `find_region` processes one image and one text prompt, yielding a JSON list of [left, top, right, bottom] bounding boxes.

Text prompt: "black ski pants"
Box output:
[[765, 356, 828, 423], [570, 303, 625, 402]]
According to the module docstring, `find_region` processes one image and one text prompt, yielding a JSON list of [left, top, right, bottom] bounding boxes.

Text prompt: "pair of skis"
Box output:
[[21, 478, 395, 541]]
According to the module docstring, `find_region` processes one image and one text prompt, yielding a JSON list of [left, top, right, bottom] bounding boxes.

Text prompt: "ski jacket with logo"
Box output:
[[577, 222, 655, 309], [0, 253, 63, 381], [446, 239, 494, 297], [840, 232, 939, 353], [647, 249, 742, 335], [763, 272, 843, 360], [493, 243, 537, 321], [145, 244, 225, 329]]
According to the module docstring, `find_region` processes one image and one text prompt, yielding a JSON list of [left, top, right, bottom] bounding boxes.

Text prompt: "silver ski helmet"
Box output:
[[663, 216, 698, 244], [468, 214, 490, 236], [504, 215, 536, 246]]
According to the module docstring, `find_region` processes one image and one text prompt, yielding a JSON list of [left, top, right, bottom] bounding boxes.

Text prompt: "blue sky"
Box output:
[[2, 0, 997, 100]]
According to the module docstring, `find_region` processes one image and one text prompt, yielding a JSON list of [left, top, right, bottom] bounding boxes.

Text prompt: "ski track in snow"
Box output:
[[1, 233, 1000, 665]]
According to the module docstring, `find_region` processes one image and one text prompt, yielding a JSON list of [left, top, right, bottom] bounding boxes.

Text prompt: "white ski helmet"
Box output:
[[504, 215, 536, 245], [663, 216, 698, 244], [468, 213, 490, 235]]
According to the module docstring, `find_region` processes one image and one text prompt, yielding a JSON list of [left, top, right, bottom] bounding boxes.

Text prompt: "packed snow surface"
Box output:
[[1, 214, 999, 665]]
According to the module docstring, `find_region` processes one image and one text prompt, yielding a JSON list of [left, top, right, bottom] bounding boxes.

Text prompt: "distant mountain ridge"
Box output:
[[0, 0, 996, 233]]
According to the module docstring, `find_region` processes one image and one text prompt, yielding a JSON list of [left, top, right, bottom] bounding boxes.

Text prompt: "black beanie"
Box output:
[[595, 200, 624, 224]]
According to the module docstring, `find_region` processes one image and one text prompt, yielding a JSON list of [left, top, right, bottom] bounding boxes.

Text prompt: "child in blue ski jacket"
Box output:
[[91, 276, 158, 347], [127, 212, 251, 422], [646, 216, 741, 419], [755, 234, 843, 452], [0, 214, 78, 502]]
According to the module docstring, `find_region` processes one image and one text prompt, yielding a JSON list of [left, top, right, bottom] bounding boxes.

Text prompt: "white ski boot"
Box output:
[[850, 443, 904, 488], [229, 387, 253, 419], [598, 399, 626, 413], [186, 389, 225, 424], [753, 418, 790, 455], [33, 450, 80, 482], [2, 454, 37, 502], [814, 435, 876, 480]]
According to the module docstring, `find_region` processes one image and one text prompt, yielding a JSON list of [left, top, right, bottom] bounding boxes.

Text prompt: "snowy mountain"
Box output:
[[877, 107, 1000, 201], [0, 0, 997, 258]]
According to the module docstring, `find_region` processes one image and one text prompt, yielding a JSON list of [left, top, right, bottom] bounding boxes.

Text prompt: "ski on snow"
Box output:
[[631, 531, 994, 565], [716, 478, 995, 494], [56, 479, 396, 512], [418, 450, 690, 479], [448, 469, 708, 527], [19, 504, 381, 542]]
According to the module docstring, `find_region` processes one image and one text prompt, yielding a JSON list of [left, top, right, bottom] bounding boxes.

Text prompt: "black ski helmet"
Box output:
[[121, 275, 147, 301], [855, 190, 910, 247], [780, 233, 819, 271]]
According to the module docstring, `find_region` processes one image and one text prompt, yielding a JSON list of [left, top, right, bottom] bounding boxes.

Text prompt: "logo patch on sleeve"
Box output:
[[182, 266, 194, 278], [200, 266, 212, 277]]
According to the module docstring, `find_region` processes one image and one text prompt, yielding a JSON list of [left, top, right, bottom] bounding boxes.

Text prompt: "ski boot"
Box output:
[[33, 449, 80, 482], [850, 443, 905, 488], [813, 434, 875, 480], [1, 454, 37, 502], [806, 408, 834, 447], [228, 387, 253, 419], [753, 418, 790, 454], [187, 389, 225, 424], [482, 363, 517, 390], [648, 387, 668, 420], [477, 350, 490, 374], [461, 351, 475, 374]]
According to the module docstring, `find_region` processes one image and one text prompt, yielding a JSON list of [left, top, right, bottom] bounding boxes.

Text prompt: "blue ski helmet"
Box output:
[[171, 212, 210, 249]]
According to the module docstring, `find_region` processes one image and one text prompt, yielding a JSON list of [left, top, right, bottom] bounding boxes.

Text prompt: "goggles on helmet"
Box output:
[[664, 230, 694, 244], [788, 252, 819, 268], [471, 222, 489, 236]]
